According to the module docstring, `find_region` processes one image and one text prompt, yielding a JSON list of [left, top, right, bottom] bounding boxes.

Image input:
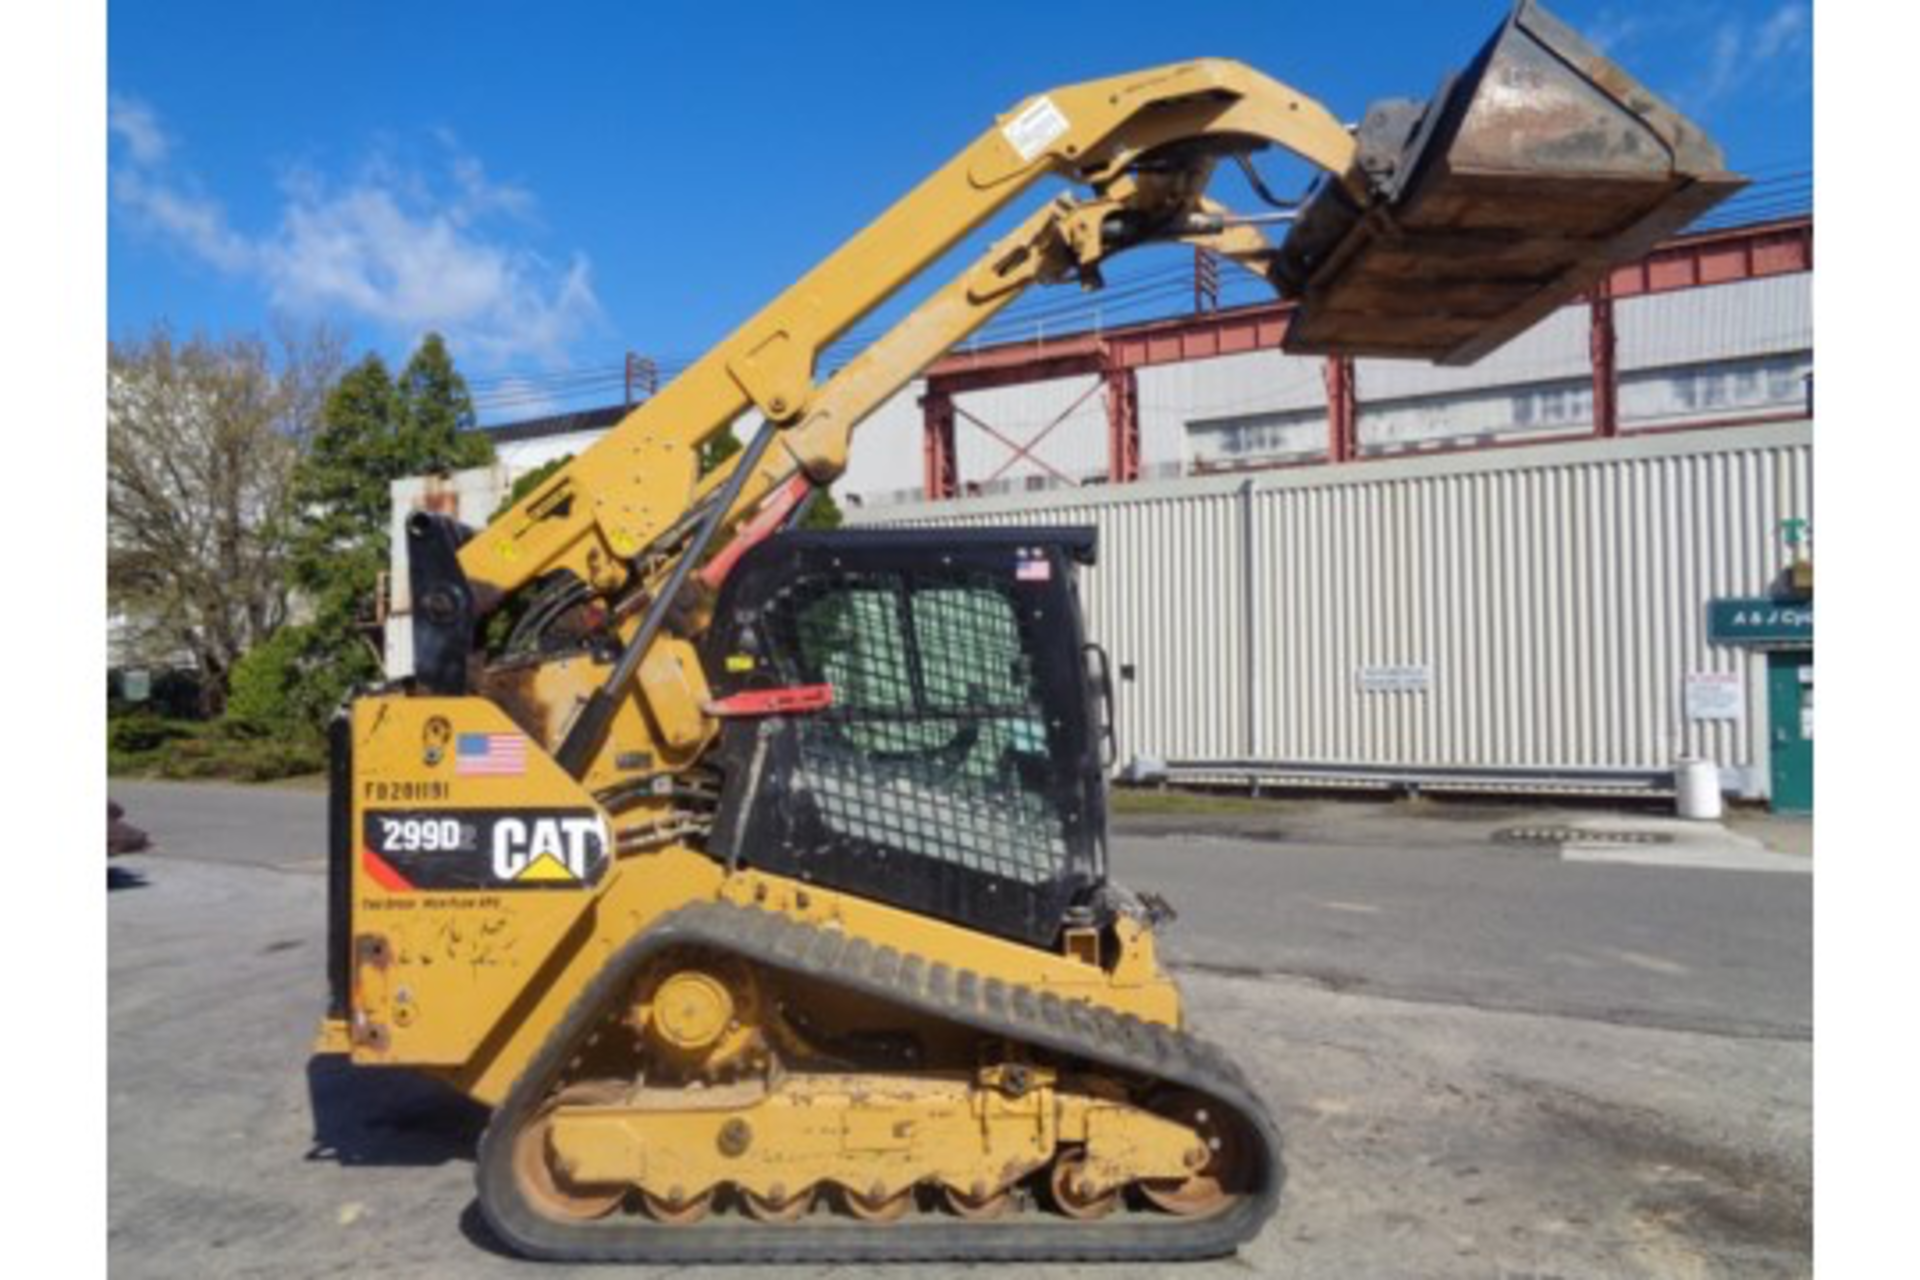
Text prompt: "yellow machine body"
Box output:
[[313, 6, 1737, 1262]]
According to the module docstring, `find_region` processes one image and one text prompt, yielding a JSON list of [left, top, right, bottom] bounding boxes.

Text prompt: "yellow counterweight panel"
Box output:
[[345, 694, 689, 1066]]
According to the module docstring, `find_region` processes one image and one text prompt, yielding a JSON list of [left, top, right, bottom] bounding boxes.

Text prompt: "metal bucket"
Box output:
[[1272, 0, 1746, 365]]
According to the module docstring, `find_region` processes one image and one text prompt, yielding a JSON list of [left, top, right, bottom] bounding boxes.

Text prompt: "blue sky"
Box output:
[[108, 1, 1812, 423]]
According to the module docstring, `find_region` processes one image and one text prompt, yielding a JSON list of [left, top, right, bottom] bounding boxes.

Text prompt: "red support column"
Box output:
[[1105, 364, 1140, 484], [1324, 356, 1356, 462], [1590, 283, 1619, 438], [921, 387, 957, 499]]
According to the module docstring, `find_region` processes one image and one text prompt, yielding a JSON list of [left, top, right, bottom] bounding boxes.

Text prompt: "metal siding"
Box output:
[[1357, 305, 1591, 401], [1139, 349, 1327, 447], [853, 424, 1811, 794], [835, 382, 927, 503], [1617, 274, 1812, 369]]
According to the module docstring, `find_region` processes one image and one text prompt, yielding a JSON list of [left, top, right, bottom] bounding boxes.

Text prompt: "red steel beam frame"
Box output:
[[918, 217, 1811, 496], [1324, 357, 1356, 462], [1590, 281, 1619, 439], [921, 388, 958, 500], [1105, 364, 1140, 483]]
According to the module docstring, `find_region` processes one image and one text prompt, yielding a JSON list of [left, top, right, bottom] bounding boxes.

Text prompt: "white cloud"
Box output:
[[108, 97, 600, 367], [1692, 3, 1812, 107], [111, 168, 255, 273], [108, 93, 169, 166], [1754, 3, 1811, 62]]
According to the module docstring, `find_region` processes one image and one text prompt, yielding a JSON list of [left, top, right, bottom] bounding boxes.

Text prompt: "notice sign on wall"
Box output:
[[1357, 664, 1432, 694], [1685, 671, 1744, 721]]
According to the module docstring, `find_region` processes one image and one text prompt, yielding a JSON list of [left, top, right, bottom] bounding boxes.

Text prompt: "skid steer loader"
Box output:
[[312, 2, 1739, 1262]]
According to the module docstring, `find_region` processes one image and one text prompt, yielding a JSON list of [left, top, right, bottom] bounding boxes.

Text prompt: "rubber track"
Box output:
[[475, 901, 1285, 1263]]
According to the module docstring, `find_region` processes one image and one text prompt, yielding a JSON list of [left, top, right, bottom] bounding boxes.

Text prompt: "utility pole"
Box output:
[[1194, 246, 1220, 313], [624, 353, 659, 407]]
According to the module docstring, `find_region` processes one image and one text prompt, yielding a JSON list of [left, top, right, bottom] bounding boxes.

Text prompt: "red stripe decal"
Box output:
[[361, 847, 414, 893]]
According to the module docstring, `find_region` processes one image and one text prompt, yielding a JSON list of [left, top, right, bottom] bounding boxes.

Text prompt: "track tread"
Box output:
[[474, 901, 1284, 1264]]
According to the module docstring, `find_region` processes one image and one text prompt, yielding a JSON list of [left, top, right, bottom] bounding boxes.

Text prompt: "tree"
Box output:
[[396, 332, 481, 453], [271, 332, 495, 733], [108, 324, 344, 714]]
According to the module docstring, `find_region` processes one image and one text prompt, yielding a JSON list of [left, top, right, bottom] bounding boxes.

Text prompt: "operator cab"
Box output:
[[702, 527, 1112, 947]]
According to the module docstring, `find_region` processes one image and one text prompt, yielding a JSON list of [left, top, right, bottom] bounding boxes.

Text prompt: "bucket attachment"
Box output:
[[1271, 0, 1746, 365]]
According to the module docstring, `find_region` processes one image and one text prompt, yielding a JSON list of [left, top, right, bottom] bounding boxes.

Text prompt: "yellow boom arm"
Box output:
[[457, 59, 1358, 608]]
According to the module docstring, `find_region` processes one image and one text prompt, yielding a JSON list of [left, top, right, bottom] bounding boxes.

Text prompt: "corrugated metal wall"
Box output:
[[852, 421, 1812, 797]]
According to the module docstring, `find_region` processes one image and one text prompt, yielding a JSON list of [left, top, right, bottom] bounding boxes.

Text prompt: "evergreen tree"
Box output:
[[395, 332, 487, 469], [288, 354, 400, 608], [258, 334, 496, 736]]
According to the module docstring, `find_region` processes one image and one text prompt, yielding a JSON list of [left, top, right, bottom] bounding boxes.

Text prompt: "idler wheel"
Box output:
[[512, 1080, 630, 1222], [1139, 1090, 1249, 1219]]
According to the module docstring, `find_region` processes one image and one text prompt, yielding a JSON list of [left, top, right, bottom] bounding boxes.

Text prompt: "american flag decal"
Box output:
[[1015, 555, 1052, 583], [456, 732, 527, 776]]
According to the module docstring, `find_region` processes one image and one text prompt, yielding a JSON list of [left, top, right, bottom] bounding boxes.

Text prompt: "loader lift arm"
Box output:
[[456, 60, 1362, 623], [432, 59, 1371, 780]]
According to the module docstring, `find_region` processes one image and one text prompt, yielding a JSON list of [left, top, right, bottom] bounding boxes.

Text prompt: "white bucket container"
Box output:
[[1674, 758, 1723, 821]]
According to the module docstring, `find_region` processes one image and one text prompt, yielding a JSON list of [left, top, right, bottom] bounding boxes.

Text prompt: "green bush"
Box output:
[[149, 730, 327, 782], [108, 714, 326, 783], [108, 712, 194, 755], [225, 622, 372, 740], [224, 626, 312, 737]]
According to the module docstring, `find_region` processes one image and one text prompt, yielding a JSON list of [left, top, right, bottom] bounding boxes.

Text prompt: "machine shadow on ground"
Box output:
[[304, 1054, 488, 1168]]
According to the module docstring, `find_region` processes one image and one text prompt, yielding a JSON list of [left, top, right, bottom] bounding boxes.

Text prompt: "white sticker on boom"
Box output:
[[1002, 95, 1070, 162]]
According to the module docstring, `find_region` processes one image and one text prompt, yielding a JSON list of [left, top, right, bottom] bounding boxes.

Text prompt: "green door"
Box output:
[[1767, 652, 1813, 813]]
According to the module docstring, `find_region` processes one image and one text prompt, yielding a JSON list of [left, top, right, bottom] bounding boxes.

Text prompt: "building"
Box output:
[[397, 217, 1814, 810]]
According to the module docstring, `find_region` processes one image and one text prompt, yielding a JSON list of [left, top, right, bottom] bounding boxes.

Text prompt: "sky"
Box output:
[[107, 0, 1813, 424]]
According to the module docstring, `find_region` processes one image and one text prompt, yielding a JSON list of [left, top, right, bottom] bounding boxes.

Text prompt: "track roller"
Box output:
[[841, 1183, 916, 1223], [1047, 1152, 1119, 1220]]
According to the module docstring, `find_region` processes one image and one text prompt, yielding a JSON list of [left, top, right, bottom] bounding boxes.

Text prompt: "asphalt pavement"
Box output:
[[108, 781, 1811, 1279], [1113, 803, 1810, 1039]]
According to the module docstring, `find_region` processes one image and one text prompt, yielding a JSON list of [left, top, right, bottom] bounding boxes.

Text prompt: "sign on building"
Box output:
[[1684, 671, 1743, 721], [1706, 597, 1813, 648], [1356, 664, 1432, 694]]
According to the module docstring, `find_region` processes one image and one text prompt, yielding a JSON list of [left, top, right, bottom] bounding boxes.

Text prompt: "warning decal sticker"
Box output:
[[1001, 95, 1070, 163], [361, 808, 610, 891]]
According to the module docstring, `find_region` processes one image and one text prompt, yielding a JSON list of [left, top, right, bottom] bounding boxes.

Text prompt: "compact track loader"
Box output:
[[313, 3, 1737, 1262]]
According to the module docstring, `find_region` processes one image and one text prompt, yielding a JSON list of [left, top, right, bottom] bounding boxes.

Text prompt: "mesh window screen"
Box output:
[[770, 570, 1067, 885]]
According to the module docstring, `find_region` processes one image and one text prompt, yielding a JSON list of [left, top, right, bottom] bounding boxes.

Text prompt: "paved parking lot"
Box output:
[[109, 782, 1810, 1279]]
